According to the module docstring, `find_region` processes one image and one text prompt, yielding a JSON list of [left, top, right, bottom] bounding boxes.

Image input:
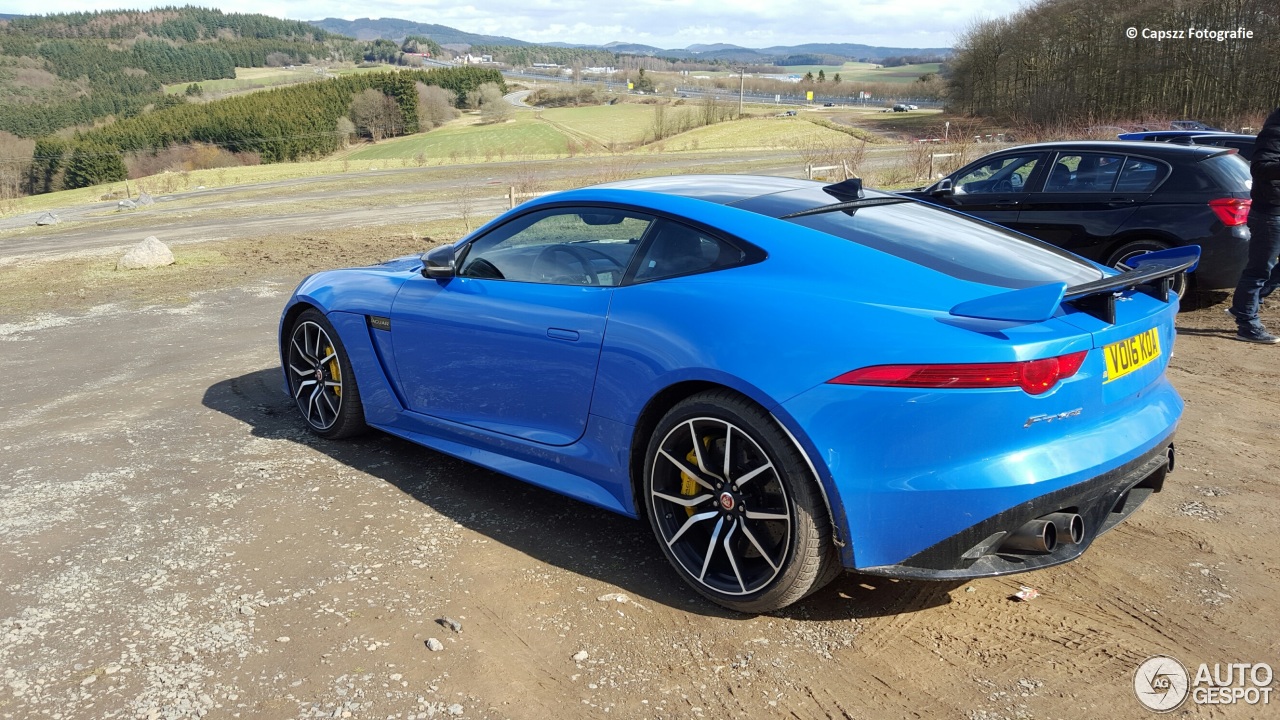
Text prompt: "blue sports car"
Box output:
[[279, 175, 1195, 613]]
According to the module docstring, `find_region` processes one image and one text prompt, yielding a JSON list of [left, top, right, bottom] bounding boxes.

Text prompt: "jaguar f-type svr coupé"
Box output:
[[279, 175, 1194, 612]]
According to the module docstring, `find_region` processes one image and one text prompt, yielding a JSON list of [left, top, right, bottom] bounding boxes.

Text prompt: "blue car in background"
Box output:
[[1117, 130, 1231, 142], [1119, 131, 1257, 161], [279, 175, 1193, 612]]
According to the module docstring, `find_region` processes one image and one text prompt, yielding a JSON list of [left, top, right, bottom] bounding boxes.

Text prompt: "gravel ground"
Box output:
[[1, 177, 1277, 719]]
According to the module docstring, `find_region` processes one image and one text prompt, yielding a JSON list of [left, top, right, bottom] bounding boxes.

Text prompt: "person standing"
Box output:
[[1228, 107, 1280, 343]]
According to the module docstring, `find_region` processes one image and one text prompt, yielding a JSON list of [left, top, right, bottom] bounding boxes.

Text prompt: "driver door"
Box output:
[[389, 206, 653, 446], [925, 152, 1047, 230]]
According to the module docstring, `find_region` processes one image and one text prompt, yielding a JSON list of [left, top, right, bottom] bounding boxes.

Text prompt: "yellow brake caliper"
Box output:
[[679, 437, 713, 516], [325, 345, 342, 397]]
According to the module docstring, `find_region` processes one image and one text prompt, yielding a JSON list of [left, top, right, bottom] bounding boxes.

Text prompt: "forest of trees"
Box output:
[[0, 7, 333, 138], [470, 44, 620, 69], [946, 0, 1279, 125], [0, 6, 457, 140], [25, 66, 502, 192]]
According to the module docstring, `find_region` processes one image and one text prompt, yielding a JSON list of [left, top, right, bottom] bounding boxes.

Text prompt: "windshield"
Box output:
[[787, 200, 1104, 289]]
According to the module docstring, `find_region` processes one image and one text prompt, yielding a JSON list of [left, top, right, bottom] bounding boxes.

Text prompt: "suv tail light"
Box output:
[[1208, 197, 1250, 227], [829, 351, 1089, 395]]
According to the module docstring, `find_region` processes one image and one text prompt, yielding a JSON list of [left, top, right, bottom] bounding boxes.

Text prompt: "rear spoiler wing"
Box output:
[[950, 246, 1199, 325]]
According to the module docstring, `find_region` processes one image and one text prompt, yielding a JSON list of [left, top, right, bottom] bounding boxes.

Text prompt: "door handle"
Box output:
[[993, 200, 1020, 207], [547, 328, 580, 341], [1107, 198, 1135, 206]]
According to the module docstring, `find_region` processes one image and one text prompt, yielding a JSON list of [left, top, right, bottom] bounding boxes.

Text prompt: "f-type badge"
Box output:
[[1024, 408, 1083, 428]]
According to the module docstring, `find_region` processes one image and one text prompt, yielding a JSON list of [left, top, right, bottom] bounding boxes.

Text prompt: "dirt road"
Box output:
[[1, 181, 1277, 719], [0, 151, 828, 262]]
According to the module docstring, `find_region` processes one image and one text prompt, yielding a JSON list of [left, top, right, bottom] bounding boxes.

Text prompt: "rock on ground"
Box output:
[[117, 236, 175, 270], [35, 212, 59, 226]]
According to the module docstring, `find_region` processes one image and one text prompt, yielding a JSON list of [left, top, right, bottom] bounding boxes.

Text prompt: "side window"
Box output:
[[634, 220, 746, 282], [1115, 157, 1167, 192], [1044, 153, 1124, 192], [954, 155, 1041, 194], [459, 207, 653, 286]]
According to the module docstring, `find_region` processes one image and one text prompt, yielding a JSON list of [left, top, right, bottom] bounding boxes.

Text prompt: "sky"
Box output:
[[0, 1, 1028, 49]]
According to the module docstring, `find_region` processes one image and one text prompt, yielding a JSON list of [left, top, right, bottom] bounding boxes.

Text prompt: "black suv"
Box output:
[[902, 141, 1252, 292]]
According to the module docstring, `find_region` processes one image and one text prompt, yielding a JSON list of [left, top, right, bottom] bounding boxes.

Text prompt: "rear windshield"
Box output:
[[1199, 152, 1252, 192], [786, 201, 1103, 289]]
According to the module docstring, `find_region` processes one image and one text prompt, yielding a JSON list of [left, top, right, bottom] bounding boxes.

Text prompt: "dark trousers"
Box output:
[[1230, 211, 1280, 328]]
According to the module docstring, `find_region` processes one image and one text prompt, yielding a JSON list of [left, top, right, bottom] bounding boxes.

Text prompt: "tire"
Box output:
[[643, 390, 840, 613], [284, 308, 367, 439], [1105, 240, 1188, 296]]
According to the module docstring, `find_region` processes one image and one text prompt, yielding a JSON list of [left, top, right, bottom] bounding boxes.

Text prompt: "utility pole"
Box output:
[[738, 66, 746, 117]]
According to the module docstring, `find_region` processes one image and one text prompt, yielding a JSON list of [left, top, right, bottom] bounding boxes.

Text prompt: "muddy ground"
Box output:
[[1, 164, 1277, 720]]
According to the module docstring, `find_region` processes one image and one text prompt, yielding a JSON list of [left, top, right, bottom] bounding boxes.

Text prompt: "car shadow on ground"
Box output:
[[1180, 290, 1229, 311], [203, 368, 961, 620]]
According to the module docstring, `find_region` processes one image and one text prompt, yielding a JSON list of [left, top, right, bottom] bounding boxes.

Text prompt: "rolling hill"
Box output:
[[309, 17, 529, 46], [304, 17, 948, 61]]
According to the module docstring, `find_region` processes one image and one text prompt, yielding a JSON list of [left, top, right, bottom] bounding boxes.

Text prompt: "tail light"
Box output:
[[1208, 197, 1250, 227], [829, 351, 1088, 395]]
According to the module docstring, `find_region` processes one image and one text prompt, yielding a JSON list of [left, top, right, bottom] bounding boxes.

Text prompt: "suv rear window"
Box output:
[[786, 201, 1103, 289]]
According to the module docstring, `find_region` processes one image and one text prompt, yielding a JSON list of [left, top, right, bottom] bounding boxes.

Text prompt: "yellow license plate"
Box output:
[[1104, 328, 1161, 382]]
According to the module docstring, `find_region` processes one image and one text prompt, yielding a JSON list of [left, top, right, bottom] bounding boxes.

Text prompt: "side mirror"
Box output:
[[931, 178, 954, 196], [422, 245, 456, 279]]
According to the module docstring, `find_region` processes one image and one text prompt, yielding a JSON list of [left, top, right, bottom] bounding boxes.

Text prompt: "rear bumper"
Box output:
[[1192, 224, 1249, 290], [857, 435, 1174, 579]]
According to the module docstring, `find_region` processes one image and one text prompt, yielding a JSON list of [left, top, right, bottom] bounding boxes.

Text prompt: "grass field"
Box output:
[[756, 62, 941, 83], [2, 98, 928, 218], [343, 115, 571, 162], [163, 66, 317, 95], [538, 104, 655, 146], [162, 64, 400, 97], [643, 116, 854, 153]]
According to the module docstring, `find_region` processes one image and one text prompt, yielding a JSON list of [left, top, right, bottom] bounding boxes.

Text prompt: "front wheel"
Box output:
[[643, 391, 839, 613], [284, 308, 366, 439], [1106, 240, 1187, 297]]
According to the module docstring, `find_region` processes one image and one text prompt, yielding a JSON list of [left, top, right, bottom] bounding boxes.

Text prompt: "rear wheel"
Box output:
[[285, 308, 366, 439], [1106, 240, 1187, 296], [643, 391, 839, 613]]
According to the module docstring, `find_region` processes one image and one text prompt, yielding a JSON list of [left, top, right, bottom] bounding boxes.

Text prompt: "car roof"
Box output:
[[590, 174, 887, 212], [994, 140, 1230, 159]]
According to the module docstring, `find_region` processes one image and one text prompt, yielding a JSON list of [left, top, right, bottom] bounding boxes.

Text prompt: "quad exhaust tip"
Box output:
[[999, 512, 1085, 555], [1044, 512, 1085, 545], [1001, 518, 1057, 554]]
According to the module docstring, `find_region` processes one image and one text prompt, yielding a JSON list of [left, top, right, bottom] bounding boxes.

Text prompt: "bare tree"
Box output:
[[335, 116, 356, 148], [416, 82, 459, 129], [349, 89, 404, 142], [448, 184, 478, 233], [649, 103, 669, 141], [947, 0, 1280, 127], [476, 83, 513, 124], [0, 131, 34, 213]]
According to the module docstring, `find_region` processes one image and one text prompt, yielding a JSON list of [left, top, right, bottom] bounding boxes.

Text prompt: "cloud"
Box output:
[[0, 0, 1026, 48]]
